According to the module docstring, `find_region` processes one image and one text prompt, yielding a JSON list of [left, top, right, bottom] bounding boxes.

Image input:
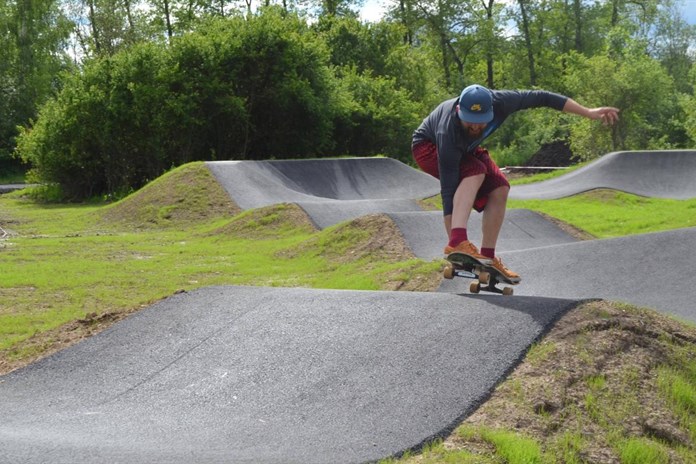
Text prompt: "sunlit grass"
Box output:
[[509, 190, 696, 238]]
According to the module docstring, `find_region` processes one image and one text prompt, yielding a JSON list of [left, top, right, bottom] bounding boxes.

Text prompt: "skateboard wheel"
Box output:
[[470, 281, 481, 294], [502, 287, 514, 296], [444, 265, 454, 279], [479, 271, 490, 284]]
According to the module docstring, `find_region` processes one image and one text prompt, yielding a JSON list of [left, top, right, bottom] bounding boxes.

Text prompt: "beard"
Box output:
[[466, 126, 484, 138]]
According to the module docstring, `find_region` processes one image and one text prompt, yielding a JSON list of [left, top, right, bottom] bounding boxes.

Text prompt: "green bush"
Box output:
[[16, 9, 340, 199]]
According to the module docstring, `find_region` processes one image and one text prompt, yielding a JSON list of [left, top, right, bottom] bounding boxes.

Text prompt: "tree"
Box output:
[[0, 0, 71, 168], [563, 44, 680, 160]]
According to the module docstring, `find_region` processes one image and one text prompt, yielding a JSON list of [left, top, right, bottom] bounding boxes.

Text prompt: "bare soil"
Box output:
[[444, 300, 696, 462]]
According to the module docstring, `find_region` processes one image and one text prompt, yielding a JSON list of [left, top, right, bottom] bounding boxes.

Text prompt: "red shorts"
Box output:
[[412, 140, 509, 212]]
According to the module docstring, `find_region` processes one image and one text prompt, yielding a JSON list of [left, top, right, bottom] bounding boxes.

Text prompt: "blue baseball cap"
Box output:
[[457, 85, 494, 124]]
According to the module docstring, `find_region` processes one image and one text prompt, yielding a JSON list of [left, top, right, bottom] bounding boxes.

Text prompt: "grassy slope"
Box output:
[[1, 162, 695, 462]]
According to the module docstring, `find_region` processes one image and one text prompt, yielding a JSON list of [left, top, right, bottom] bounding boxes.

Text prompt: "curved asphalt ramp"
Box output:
[[205, 158, 440, 229], [439, 226, 696, 324], [389, 209, 578, 260], [510, 150, 696, 200], [0, 286, 579, 464]]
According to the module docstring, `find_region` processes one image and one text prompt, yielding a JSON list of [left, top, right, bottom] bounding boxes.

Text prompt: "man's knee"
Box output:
[[489, 185, 510, 202], [460, 173, 486, 187]]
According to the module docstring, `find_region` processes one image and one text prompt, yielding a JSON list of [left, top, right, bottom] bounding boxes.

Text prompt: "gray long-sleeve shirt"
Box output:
[[412, 90, 568, 215]]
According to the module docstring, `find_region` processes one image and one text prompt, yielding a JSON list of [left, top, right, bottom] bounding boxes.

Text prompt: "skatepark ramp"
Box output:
[[206, 158, 440, 228], [0, 287, 579, 464], [510, 150, 696, 200], [3, 151, 696, 464]]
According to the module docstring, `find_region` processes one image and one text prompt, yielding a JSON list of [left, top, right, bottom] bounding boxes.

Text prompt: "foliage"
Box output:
[[0, 0, 72, 166], [681, 65, 696, 146], [17, 10, 343, 198], [562, 46, 683, 161], [331, 68, 423, 158]]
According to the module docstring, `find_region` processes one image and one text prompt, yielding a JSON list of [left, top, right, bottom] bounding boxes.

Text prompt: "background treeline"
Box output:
[[1, 0, 695, 199]]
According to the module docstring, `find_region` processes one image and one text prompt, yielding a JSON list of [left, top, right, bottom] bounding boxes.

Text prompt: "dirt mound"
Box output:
[[438, 300, 696, 462], [527, 140, 574, 167], [102, 162, 240, 228], [210, 203, 317, 239]]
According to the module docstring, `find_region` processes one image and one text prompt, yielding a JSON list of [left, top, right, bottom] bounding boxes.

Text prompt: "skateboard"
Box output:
[[443, 252, 516, 296]]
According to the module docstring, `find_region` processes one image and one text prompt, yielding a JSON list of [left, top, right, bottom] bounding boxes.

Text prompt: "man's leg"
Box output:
[[445, 173, 485, 237], [480, 185, 520, 283], [443, 174, 492, 262], [481, 185, 509, 249]]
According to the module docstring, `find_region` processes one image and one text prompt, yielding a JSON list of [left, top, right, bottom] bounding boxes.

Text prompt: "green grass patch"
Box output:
[[618, 437, 669, 464], [418, 188, 696, 238], [509, 190, 696, 238]]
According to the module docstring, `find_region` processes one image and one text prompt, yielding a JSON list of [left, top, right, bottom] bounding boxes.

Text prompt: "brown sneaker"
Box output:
[[444, 240, 492, 265], [488, 257, 521, 284]]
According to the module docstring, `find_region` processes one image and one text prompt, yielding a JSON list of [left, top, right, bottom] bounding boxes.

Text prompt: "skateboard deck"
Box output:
[[443, 252, 517, 296]]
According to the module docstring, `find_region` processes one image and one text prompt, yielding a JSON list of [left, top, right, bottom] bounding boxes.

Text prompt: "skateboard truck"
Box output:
[[443, 253, 515, 296]]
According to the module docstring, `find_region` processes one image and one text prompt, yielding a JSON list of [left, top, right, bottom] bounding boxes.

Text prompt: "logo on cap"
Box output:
[[470, 104, 482, 112]]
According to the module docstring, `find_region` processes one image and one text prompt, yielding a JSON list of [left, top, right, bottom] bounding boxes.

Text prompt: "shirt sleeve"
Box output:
[[496, 90, 568, 115]]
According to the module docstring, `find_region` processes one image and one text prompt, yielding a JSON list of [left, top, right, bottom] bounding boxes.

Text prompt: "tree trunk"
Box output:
[[573, 0, 582, 51], [163, 0, 173, 39], [517, 0, 536, 85], [483, 0, 495, 88], [86, 0, 102, 54]]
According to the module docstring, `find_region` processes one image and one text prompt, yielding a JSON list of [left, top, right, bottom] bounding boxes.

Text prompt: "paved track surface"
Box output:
[[206, 158, 439, 228], [439, 227, 696, 324], [389, 209, 578, 260], [0, 184, 36, 194], [3, 152, 695, 463], [510, 150, 696, 200], [0, 287, 579, 464]]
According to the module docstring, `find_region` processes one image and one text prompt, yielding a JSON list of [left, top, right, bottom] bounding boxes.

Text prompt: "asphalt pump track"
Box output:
[[2, 151, 695, 463]]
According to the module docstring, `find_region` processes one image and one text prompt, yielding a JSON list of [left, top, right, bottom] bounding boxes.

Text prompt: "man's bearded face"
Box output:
[[461, 121, 487, 137]]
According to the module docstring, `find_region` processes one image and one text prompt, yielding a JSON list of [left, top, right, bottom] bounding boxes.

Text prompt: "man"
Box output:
[[412, 84, 619, 282]]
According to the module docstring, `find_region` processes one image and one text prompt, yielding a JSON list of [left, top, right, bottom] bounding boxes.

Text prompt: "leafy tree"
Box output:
[[563, 43, 680, 160], [330, 67, 423, 159], [0, 0, 71, 169], [680, 64, 696, 145]]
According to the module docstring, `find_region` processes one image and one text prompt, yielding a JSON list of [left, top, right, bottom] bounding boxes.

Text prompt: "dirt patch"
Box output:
[[329, 214, 441, 292], [527, 140, 575, 167], [0, 309, 137, 375], [443, 300, 696, 462], [328, 214, 416, 263]]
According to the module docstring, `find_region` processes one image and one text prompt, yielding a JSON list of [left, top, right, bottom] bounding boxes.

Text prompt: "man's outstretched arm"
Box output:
[[563, 98, 620, 126]]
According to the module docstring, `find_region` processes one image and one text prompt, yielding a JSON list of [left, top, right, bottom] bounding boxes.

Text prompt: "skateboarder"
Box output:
[[412, 85, 619, 283]]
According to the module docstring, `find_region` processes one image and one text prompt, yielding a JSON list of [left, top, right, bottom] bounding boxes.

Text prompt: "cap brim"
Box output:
[[457, 109, 493, 124]]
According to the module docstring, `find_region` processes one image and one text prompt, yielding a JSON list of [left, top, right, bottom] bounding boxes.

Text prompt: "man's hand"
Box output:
[[587, 107, 620, 126], [563, 99, 620, 126]]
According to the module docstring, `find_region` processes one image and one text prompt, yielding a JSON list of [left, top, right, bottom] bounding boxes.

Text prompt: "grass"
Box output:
[[509, 190, 696, 238], [422, 189, 696, 238]]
